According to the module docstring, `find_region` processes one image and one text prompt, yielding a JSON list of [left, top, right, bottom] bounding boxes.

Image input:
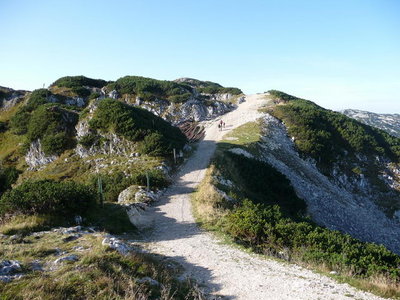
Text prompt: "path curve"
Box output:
[[139, 94, 385, 300]]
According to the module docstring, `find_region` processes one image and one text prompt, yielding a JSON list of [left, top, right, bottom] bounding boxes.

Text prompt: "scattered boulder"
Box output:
[[118, 185, 139, 204], [137, 276, 160, 286], [0, 260, 22, 275], [62, 234, 81, 242], [54, 255, 79, 264], [102, 236, 132, 256], [135, 188, 157, 204], [126, 203, 153, 229]]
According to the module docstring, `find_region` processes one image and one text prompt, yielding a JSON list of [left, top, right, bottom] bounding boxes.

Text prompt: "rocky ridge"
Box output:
[[341, 109, 400, 137]]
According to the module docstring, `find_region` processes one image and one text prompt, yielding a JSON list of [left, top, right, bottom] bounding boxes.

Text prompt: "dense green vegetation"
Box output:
[[26, 105, 78, 155], [179, 78, 242, 95], [0, 180, 95, 217], [0, 120, 7, 132], [267, 91, 400, 169], [0, 166, 19, 197], [107, 76, 242, 103], [197, 86, 242, 95], [8, 88, 79, 155], [214, 151, 306, 217], [109, 75, 192, 103], [51, 75, 107, 89], [268, 89, 297, 102], [89, 98, 186, 156]]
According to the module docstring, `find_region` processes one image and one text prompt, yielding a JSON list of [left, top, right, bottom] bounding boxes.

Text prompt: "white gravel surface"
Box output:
[[137, 94, 386, 300]]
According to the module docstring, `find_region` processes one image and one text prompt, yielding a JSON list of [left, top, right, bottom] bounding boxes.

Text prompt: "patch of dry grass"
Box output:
[[192, 166, 228, 228], [0, 224, 205, 300]]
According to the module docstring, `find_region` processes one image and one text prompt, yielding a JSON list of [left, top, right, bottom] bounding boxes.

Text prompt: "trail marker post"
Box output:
[[97, 177, 104, 208], [146, 171, 150, 191]]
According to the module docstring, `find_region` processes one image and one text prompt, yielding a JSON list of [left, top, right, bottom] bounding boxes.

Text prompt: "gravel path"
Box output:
[[138, 94, 386, 300]]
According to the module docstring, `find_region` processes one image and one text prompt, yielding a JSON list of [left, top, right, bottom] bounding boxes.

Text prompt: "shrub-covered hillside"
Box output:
[[87, 98, 187, 156], [106, 76, 242, 103], [107, 75, 192, 103], [266, 90, 400, 171], [175, 77, 243, 95]]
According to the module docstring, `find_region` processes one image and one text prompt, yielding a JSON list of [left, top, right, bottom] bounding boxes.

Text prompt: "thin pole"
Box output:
[[146, 171, 150, 191], [97, 177, 104, 207]]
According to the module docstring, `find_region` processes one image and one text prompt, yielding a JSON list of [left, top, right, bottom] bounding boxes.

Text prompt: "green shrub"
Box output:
[[71, 86, 91, 98], [9, 107, 31, 134], [26, 105, 78, 155], [89, 92, 100, 100], [214, 151, 306, 217], [112, 75, 191, 103], [90, 98, 186, 156], [41, 132, 72, 155], [0, 180, 96, 217], [223, 200, 400, 279], [0, 166, 20, 196], [26, 89, 51, 111], [268, 90, 297, 102], [51, 76, 107, 89], [198, 86, 242, 95], [0, 121, 7, 132], [139, 132, 168, 156], [78, 133, 99, 148]]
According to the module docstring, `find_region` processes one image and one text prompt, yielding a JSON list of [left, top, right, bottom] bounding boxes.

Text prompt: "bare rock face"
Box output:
[[108, 90, 119, 99], [25, 140, 57, 169], [0, 87, 28, 110], [133, 96, 234, 124], [205, 93, 233, 101]]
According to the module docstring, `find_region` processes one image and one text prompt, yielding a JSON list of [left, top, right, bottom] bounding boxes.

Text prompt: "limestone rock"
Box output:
[[118, 185, 138, 204], [54, 255, 79, 264], [108, 90, 119, 99], [134, 189, 157, 204], [0, 260, 22, 275], [25, 139, 57, 169], [126, 203, 153, 229], [137, 276, 160, 286], [102, 236, 132, 255]]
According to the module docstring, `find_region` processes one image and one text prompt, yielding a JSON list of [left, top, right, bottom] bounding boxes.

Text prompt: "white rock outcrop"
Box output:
[[25, 139, 57, 169]]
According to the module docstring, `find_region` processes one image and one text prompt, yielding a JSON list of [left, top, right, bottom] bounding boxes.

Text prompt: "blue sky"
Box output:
[[0, 0, 399, 113]]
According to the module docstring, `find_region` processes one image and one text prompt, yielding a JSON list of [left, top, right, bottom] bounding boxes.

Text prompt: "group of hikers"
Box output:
[[218, 120, 226, 131]]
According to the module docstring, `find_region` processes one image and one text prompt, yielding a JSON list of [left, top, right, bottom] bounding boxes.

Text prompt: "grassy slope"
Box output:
[[0, 221, 203, 299]]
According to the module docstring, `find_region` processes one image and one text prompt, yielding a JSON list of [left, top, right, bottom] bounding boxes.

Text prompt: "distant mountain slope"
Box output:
[[341, 109, 400, 137]]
